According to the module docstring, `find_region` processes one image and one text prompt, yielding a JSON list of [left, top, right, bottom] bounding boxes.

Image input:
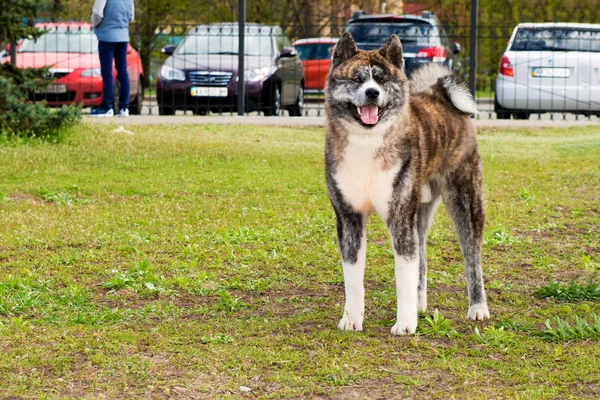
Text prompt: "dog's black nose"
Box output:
[[365, 88, 380, 99]]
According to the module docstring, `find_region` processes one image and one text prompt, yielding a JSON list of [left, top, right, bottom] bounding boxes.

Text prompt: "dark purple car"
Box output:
[[157, 23, 304, 116]]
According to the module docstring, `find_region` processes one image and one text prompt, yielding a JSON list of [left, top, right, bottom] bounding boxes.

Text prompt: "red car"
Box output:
[[293, 38, 337, 93], [2, 22, 144, 113]]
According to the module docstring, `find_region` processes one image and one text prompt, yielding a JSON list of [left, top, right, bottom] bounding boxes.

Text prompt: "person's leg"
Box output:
[[98, 41, 115, 110], [114, 42, 130, 110]]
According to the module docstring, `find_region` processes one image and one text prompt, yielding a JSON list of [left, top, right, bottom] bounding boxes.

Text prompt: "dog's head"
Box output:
[[326, 33, 408, 132]]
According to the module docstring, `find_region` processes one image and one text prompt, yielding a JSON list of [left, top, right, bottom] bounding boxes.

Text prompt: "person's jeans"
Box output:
[[98, 41, 130, 110]]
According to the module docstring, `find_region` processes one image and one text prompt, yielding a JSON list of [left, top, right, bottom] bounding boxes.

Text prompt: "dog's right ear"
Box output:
[[332, 32, 358, 69]]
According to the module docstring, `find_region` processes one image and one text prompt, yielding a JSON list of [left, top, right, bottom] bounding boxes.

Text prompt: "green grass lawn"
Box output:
[[0, 123, 599, 399]]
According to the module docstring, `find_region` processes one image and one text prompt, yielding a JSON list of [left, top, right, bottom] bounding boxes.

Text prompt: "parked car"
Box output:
[[1, 23, 144, 113], [495, 22, 600, 119], [157, 23, 304, 116], [293, 37, 337, 93], [344, 11, 462, 76]]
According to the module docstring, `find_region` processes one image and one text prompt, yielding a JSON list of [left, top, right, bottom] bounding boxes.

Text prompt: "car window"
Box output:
[[295, 43, 335, 60], [178, 33, 273, 56], [511, 27, 600, 52], [20, 31, 98, 53], [283, 36, 292, 48], [346, 21, 437, 46]]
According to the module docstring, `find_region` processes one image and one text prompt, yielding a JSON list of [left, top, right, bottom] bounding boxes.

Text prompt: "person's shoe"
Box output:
[[90, 107, 114, 118], [118, 108, 129, 117]]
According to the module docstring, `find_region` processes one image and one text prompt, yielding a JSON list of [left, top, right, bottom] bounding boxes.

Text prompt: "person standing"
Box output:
[[90, 0, 135, 117]]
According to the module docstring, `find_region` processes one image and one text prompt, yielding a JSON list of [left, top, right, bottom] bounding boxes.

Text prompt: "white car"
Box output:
[[495, 23, 600, 119]]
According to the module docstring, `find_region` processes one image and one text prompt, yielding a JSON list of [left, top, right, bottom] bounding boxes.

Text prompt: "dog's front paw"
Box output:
[[466, 303, 490, 321], [390, 313, 417, 335], [338, 315, 363, 331]]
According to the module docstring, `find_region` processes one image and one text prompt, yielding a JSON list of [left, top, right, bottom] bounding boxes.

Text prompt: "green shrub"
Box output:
[[0, 64, 81, 140]]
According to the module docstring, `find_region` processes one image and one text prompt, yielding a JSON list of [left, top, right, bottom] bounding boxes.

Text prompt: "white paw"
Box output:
[[390, 314, 418, 335], [417, 291, 427, 312], [466, 303, 490, 320], [338, 315, 363, 331]]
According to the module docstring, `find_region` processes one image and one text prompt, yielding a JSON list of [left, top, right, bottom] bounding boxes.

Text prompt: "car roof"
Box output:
[[190, 23, 282, 36], [293, 38, 338, 45], [35, 22, 93, 30], [515, 22, 600, 29], [348, 13, 438, 25]]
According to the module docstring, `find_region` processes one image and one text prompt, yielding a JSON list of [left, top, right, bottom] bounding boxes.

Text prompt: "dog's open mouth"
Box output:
[[349, 103, 385, 127]]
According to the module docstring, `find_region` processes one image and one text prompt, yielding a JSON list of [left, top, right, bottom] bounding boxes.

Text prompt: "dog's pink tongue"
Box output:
[[360, 104, 379, 125]]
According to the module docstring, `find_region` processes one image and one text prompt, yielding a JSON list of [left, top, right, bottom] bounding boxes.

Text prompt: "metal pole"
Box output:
[[469, 0, 478, 97], [10, 41, 17, 66], [237, 0, 246, 116]]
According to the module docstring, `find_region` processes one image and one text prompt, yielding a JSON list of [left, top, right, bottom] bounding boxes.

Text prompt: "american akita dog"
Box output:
[[325, 33, 490, 335]]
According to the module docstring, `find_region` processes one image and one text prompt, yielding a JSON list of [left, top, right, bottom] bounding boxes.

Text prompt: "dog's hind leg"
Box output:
[[417, 196, 441, 312], [442, 151, 490, 320], [333, 208, 367, 331]]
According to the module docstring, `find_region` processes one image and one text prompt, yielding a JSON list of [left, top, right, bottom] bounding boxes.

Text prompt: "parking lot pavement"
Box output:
[[86, 98, 599, 128]]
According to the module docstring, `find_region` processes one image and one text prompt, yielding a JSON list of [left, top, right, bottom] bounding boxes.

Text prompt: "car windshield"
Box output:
[[346, 22, 436, 46], [511, 28, 600, 52], [20, 29, 98, 53], [295, 43, 335, 60], [178, 33, 273, 56]]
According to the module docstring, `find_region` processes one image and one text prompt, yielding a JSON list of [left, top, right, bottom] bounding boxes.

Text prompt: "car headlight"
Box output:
[[160, 65, 186, 81], [81, 68, 101, 77], [244, 66, 276, 82]]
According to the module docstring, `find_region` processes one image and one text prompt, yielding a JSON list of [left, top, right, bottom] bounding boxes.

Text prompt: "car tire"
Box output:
[[263, 85, 281, 117], [159, 106, 175, 116], [287, 85, 304, 117], [113, 81, 120, 114], [494, 95, 511, 120], [129, 78, 144, 115], [193, 109, 207, 116], [513, 112, 530, 120]]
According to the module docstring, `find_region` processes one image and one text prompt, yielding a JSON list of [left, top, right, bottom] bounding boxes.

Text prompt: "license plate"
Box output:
[[532, 68, 570, 78], [190, 87, 228, 97], [45, 84, 67, 93]]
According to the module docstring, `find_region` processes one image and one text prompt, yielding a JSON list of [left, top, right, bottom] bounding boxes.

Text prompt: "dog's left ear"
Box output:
[[378, 35, 404, 70]]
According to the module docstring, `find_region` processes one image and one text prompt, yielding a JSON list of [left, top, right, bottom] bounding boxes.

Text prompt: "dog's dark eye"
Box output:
[[352, 76, 363, 84]]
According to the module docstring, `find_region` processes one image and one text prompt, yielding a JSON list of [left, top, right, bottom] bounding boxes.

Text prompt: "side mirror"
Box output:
[[161, 45, 175, 56], [453, 43, 461, 55], [280, 47, 297, 58], [127, 44, 133, 54]]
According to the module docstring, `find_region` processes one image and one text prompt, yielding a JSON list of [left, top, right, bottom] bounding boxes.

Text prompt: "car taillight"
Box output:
[[416, 46, 447, 62], [499, 55, 514, 77]]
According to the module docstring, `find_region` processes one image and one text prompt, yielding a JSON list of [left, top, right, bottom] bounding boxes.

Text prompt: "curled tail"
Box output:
[[409, 63, 479, 115]]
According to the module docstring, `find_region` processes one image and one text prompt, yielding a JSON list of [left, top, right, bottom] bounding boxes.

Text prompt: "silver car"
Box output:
[[495, 23, 600, 119]]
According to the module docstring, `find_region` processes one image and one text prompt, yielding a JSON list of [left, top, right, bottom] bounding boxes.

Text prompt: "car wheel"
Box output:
[[264, 85, 281, 116], [494, 95, 510, 120], [287, 85, 304, 117], [129, 78, 144, 115], [159, 106, 175, 116], [513, 112, 530, 120], [193, 108, 207, 116]]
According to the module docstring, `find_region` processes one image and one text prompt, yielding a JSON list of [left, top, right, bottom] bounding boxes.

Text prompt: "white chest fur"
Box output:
[[333, 134, 401, 221]]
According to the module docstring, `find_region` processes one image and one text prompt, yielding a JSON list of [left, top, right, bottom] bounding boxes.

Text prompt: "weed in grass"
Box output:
[[102, 260, 173, 296], [39, 191, 89, 206], [474, 326, 517, 350], [540, 314, 600, 342], [518, 187, 536, 202], [217, 290, 247, 313], [0, 276, 48, 315], [417, 309, 459, 338], [495, 318, 534, 333], [533, 254, 557, 270], [536, 279, 600, 302], [483, 227, 519, 246], [580, 254, 598, 271], [200, 334, 235, 344]]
